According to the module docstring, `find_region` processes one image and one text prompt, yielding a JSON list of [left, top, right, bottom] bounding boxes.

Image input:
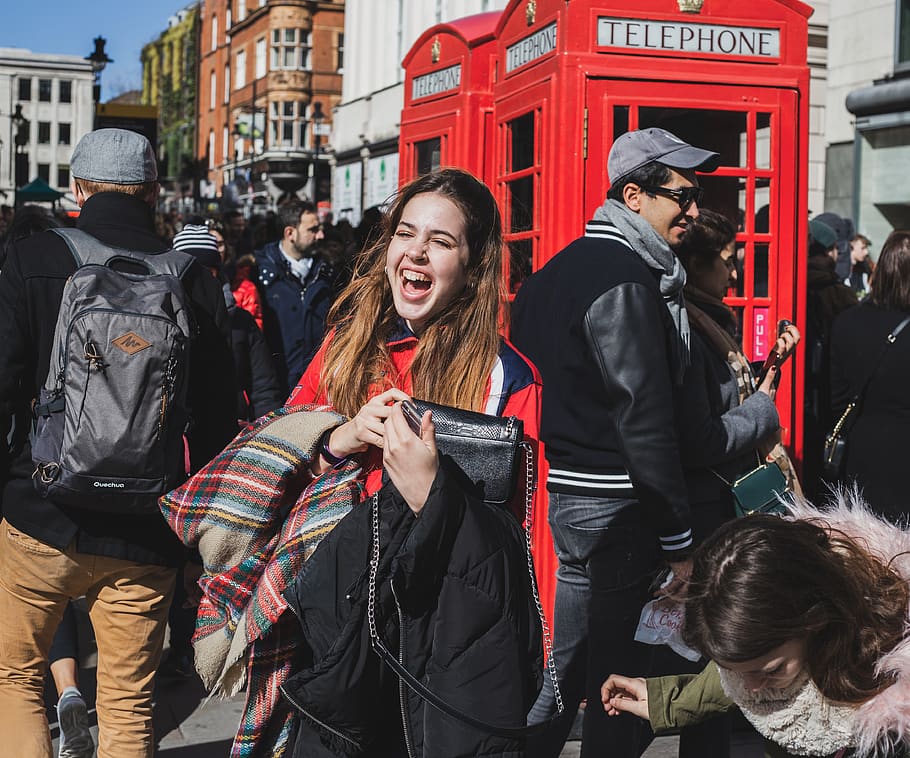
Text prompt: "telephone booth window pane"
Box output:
[[756, 113, 772, 169], [509, 176, 534, 232], [416, 138, 441, 176], [613, 106, 629, 142], [754, 243, 770, 298], [510, 113, 534, 172], [731, 305, 745, 343], [699, 174, 740, 224], [638, 107, 747, 170], [734, 243, 746, 298], [508, 239, 533, 292]]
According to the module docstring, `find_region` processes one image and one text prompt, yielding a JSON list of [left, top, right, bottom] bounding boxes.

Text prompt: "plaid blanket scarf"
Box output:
[[160, 405, 365, 757]]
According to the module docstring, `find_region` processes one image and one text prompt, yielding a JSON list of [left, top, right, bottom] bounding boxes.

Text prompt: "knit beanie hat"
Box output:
[[173, 224, 221, 268]]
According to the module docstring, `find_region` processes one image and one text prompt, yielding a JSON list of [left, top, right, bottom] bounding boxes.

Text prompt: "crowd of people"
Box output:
[[0, 125, 907, 758]]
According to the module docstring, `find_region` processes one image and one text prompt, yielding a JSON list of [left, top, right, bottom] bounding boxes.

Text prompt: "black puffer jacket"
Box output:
[[281, 459, 544, 757]]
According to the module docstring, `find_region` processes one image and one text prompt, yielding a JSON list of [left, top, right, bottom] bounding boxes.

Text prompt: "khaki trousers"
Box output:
[[0, 519, 176, 758]]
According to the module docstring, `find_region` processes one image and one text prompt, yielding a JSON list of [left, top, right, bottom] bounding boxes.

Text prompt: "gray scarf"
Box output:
[[593, 198, 690, 382]]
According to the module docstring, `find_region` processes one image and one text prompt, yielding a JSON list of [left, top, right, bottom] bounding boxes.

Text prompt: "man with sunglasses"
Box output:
[[511, 128, 719, 758], [255, 199, 334, 395]]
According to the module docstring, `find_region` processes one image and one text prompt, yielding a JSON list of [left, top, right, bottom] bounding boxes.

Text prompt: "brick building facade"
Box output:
[[197, 0, 344, 208]]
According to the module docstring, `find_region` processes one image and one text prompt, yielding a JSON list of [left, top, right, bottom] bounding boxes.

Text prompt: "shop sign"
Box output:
[[506, 21, 557, 73], [412, 64, 462, 101], [597, 17, 780, 59]]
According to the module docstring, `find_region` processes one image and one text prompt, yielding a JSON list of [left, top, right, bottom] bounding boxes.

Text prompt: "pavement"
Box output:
[[48, 601, 763, 757]]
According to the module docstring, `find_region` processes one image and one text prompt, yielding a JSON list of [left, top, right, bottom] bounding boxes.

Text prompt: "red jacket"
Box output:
[[232, 275, 263, 331], [288, 321, 542, 497]]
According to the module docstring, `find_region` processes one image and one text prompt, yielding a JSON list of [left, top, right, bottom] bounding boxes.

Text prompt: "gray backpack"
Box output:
[[32, 228, 196, 513]]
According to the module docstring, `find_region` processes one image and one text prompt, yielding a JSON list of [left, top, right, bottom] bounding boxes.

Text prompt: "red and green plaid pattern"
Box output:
[[160, 405, 365, 757]]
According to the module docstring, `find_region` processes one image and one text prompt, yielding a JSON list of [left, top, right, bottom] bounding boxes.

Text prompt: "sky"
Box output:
[[2, 0, 193, 100]]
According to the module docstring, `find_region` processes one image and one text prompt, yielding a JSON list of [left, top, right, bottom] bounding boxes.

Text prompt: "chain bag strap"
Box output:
[[823, 313, 910, 479], [367, 437, 564, 739]]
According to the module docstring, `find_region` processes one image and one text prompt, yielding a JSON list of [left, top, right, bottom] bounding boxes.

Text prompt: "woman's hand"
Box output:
[[757, 324, 801, 397], [601, 675, 650, 720], [328, 388, 412, 457], [383, 402, 439, 515]]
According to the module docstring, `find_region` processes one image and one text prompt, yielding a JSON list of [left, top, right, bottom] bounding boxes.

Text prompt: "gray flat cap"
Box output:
[[608, 128, 719, 184], [71, 128, 158, 184]]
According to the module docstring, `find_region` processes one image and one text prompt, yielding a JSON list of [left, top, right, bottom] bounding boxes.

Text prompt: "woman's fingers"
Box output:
[[601, 675, 649, 720]]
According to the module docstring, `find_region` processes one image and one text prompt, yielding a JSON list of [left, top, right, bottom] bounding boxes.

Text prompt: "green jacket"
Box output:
[[647, 662, 819, 758]]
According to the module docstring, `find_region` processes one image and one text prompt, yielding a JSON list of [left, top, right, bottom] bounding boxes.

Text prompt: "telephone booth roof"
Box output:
[[495, 0, 813, 81], [402, 11, 501, 108]]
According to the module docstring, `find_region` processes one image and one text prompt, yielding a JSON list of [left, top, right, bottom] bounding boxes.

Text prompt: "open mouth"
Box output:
[[401, 269, 432, 296]]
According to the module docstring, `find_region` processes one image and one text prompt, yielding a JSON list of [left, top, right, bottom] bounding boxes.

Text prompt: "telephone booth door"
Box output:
[[585, 80, 803, 456]]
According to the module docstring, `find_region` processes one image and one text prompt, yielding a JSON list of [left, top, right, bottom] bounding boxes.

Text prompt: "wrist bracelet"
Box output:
[[319, 429, 349, 466]]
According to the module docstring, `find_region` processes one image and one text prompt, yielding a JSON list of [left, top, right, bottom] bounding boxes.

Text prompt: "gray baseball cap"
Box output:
[[608, 128, 720, 184], [71, 128, 158, 184]]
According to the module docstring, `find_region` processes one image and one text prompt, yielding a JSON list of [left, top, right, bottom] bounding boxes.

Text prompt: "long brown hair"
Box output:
[[318, 168, 506, 417], [683, 514, 908, 704], [870, 231, 910, 311]]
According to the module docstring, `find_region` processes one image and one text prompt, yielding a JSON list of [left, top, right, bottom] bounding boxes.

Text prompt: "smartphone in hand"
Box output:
[[401, 400, 423, 436], [757, 319, 793, 386]]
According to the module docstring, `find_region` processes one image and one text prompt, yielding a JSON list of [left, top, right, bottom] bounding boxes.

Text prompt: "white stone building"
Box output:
[[331, 0, 505, 224], [0, 48, 94, 201]]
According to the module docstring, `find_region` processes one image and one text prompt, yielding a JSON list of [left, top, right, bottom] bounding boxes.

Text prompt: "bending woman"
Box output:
[[602, 494, 910, 758], [282, 168, 545, 757]]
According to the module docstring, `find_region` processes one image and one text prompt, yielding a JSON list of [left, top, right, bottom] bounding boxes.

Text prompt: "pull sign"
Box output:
[[597, 17, 780, 60]]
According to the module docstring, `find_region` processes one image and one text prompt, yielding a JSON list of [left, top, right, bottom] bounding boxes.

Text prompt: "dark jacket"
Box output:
[[511, 219, 692, 558], [282, 461, 544, 757], [0, 192, 237, 567], [255, 240, 335, 394], [228, 299, 283, 421], [676, 302, 779, 538], [830, 302, 910, 523]]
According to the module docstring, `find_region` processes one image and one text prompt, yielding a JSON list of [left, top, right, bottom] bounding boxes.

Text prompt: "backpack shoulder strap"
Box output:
[[51, 227, 195, 279]]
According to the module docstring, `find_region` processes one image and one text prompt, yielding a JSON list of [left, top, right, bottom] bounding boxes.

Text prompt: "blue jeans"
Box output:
[[527, 493, 661, 758]]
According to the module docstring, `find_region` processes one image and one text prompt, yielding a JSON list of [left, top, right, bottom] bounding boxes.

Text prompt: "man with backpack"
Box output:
[[0, 129, 237, 757]]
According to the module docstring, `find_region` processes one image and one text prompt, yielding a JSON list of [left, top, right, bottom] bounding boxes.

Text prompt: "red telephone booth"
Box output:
[[399, 12, 501, 185], [493, 0, 811, 458]]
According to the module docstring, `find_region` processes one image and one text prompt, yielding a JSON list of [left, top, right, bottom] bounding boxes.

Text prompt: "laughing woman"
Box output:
[[282, 168, 545, 757]]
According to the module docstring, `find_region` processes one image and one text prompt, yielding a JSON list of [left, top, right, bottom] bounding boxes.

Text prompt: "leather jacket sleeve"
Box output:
[[583, 282, 692, 557]]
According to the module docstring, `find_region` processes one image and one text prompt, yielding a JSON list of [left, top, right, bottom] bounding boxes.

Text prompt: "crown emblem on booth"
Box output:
[[526, 0, 536, 25], [431, 36, 441, 63], [677, 0, 704, 12]]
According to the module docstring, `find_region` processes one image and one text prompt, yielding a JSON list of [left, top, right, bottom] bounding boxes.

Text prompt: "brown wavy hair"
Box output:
[[870, 231, 910, 311], [683, 514, 908, 704], [317, 168, 506, 417]]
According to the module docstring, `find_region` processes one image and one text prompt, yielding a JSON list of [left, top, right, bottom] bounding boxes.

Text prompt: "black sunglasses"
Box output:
[[639, 184, 704, 210]]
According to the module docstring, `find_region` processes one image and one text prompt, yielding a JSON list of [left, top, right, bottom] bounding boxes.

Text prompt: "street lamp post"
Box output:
[[85, 37, 113, 128], [12, 104, 29, 207], [311, 100, 325, 204]]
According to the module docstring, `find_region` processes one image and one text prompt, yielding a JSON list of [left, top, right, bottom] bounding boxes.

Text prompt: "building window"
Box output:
[[337, 33, 344, 72], [236, 49, 246, 89], [224, 64, 230, 103], [270, 100, 306, 148], [59, 80, 72, 103], [238, 0, 246, 21], [210, 70, 217, 109], [39, 79, 52, 102], [272, 29, 310, 71], [255, 37, 267, 79], [899, 0, 910, 69], [19, 77, 31, 100], [223, 125, 230, 160], [226, 7, 232, 35], [38, 122, 51, 144], [58, 123, 71, 145], [38, 163, 50, 183], [212, 14, 219, 51], [208, 130, 215, 169], [57, 164, 70, 187]]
